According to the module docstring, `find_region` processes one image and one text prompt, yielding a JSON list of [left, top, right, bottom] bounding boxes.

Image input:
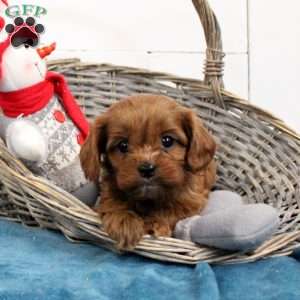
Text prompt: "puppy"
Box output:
[[80, 94, 216, 249]]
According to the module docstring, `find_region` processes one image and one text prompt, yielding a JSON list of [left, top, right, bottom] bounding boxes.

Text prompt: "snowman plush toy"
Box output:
[[0, 1, 280, 252], [0, 1, 98, 206]]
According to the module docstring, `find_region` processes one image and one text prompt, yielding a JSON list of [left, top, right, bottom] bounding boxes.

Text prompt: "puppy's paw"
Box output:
[[101, 211, 145, 250], [145, 220, 172, 237]]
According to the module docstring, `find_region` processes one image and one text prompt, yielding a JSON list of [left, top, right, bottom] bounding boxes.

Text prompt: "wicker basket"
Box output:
[[0, 0, 299, 265]]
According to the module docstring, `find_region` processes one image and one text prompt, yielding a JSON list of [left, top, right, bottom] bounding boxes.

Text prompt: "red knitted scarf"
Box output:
[[0, 71, 89, 139]]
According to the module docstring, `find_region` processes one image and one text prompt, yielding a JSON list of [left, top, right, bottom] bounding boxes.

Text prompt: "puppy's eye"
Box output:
[[161, 135, 175, 148], [117, 140, 129, 153]]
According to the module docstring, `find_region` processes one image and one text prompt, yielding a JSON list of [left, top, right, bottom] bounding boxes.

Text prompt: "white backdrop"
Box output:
[[5, 0, 300, 132]]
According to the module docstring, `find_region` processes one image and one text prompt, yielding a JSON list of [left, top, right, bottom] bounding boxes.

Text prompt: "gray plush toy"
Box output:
[[174, 190, 280, 251]]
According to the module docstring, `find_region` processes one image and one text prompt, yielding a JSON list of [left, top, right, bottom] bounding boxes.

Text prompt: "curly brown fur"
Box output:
[[80, 94, 216, 249]]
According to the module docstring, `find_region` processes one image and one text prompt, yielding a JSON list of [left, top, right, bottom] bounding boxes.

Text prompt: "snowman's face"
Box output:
[[0, 44, 46, 92]]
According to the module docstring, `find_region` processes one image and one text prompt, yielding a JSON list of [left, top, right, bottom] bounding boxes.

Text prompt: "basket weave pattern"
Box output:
[[0, 0, 299, 264]]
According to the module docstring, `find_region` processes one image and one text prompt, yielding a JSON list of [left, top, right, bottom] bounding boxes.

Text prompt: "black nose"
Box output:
[[138, 163, 156, 178]]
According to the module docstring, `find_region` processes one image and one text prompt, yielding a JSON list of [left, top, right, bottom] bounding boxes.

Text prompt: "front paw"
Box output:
[[145, 220, 172, 237], [101, 211, 145, 250]]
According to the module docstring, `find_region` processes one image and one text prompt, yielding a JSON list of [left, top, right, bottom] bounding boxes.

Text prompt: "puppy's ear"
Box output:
[[182, 109, 216, 172], [80, 115, 107, 183]]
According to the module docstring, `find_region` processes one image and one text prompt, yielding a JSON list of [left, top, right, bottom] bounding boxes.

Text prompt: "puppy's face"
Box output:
[[80, 95, 216, 210]]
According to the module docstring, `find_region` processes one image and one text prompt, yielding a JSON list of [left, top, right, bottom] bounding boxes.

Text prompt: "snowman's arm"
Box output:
[[6, 119, 48, 163]]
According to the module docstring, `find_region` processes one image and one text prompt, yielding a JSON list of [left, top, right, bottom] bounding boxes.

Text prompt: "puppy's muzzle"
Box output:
[[138, 162, 156, 179]]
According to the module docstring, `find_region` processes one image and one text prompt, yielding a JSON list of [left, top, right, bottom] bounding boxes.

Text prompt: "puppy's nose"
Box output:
[[138, 163, 156, 178]]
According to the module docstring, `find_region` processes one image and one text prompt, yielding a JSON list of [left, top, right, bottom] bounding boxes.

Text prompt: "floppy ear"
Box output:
[[80, 115, 107, 183], [182, 109, 216, 172]]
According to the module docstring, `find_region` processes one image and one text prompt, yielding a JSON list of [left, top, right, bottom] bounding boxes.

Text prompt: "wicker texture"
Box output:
[[0, 0, 299, 264]]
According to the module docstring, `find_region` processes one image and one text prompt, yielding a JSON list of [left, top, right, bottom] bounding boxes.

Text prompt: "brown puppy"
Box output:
[[80, 94, 216, 249]]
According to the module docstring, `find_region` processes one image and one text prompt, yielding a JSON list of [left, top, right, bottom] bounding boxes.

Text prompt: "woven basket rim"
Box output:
[[48, 58, 300, 141]]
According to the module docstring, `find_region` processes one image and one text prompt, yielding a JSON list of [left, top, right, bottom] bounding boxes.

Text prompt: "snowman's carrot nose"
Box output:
[[37, 42, 56, 59]]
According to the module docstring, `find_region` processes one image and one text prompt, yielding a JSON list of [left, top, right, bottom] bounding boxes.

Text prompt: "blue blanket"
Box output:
[[0, 220, 300, 300]]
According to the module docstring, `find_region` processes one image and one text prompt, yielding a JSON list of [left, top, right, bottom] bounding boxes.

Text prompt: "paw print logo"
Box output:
[[5, 16, 45, 48]]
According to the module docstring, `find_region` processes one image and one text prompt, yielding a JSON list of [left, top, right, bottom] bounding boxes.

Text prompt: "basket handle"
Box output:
[[192, 0, 225, 108]]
